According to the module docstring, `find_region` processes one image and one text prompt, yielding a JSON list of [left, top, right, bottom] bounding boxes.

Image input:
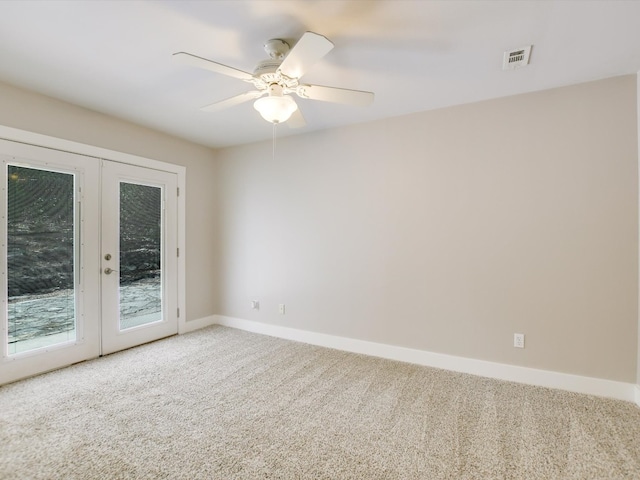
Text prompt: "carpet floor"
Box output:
[[1, 325, 639, 479]]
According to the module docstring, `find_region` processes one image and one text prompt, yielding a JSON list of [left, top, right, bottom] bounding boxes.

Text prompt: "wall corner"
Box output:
[[637, 71, 640, 388]]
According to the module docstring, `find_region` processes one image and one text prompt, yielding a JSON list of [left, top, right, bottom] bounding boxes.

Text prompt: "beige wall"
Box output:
[[1, 74, 637, 384], [0, 80, 218, 322], [217, 75, 639, 383]]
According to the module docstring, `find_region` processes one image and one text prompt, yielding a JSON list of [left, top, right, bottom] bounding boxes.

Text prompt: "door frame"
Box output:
[[0, 125, 186, 384]]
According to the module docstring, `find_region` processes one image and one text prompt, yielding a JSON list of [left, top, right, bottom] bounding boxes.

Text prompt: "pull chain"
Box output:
[[272, 121, 277, 162]]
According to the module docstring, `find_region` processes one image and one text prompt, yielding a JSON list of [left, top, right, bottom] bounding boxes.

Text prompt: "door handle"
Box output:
[[104, 267, 118, 275]]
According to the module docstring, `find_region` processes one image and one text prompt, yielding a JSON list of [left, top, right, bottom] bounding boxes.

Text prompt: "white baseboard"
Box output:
[[179, 315, 217, 334], [213, 315, 637, 404]]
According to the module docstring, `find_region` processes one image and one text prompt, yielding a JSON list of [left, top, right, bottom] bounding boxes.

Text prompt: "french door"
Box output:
[[0, 140, 178, 384], [100, 162, 177, 355]]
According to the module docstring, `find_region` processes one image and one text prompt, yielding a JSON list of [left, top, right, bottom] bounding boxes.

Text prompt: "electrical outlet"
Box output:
[[514, 333, 525, 348], [251, 300, 259, 310], [278, 304, 285, 315]]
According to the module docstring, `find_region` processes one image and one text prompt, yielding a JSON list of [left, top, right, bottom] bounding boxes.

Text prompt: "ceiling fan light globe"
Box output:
[[254, 95, 298, 124]]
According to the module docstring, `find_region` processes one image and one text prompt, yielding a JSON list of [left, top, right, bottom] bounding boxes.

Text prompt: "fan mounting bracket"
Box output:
[[263, 39, 290, 59]]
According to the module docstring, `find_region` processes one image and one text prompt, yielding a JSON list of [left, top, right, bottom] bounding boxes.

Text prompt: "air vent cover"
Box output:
[[503, 45, 532, 70]]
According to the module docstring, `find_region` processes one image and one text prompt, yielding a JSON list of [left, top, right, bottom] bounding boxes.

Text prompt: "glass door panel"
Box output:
[[0, 140, 101, 386], [7, 166, 77, 354], [101, 162, 177, 355], [119, 182, 162, 330]]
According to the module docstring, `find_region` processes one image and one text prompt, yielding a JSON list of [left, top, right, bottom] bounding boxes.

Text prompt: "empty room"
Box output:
[[1, 1, 639, 478]]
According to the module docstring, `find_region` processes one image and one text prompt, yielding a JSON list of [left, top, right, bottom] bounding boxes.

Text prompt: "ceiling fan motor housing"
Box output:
[[252, 59, 299, 93], [251, 38, 297, 90], [253, 59, 282, 78]]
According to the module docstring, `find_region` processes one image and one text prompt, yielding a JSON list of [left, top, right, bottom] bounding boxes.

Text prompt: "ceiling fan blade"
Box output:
[[287, 107, 307, 129], [173, 52, 254, 81], [200, 90, 265, 112], [277, 32, 334, 79], [296, 84, 374, 107]]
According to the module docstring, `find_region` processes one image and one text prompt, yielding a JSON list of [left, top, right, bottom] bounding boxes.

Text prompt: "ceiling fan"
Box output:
[[173, 31, 374, 127]]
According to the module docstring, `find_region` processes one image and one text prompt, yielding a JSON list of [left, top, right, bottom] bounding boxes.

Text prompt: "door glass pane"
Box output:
[[7, 165, 76, 354], [119, 182, 162, 330]]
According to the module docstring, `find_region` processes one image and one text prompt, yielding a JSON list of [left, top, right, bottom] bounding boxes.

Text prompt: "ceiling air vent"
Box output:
[[503, 45, 532, 70]]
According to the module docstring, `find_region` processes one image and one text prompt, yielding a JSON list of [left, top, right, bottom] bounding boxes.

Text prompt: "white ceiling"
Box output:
[[0, 0, 639, 149]]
